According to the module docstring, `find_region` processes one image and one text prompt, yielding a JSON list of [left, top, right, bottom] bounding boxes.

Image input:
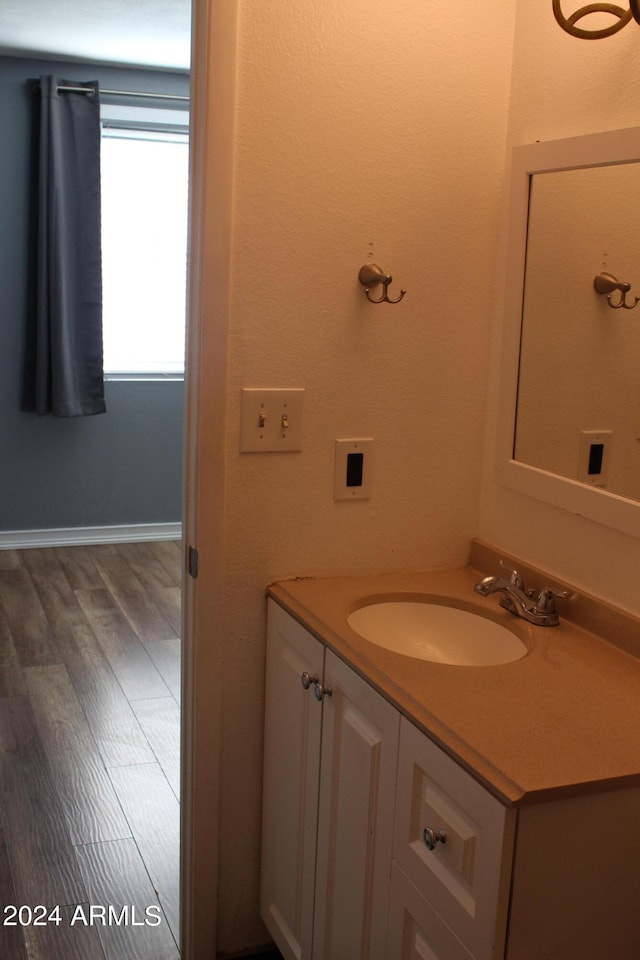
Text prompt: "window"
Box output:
[[100, 104, 189, 378]]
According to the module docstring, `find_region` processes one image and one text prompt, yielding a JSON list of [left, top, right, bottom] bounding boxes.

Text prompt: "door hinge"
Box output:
[[188, 545, 199, 579]]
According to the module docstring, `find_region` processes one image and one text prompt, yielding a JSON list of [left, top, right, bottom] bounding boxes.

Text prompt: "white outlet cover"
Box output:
[[578, 429, 611, 486], [240, 388, 305, 452], [334, 438, 373, 500]]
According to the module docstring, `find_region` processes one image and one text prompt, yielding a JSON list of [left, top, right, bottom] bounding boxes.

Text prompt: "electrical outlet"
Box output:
[[239, 388, 305, 452], [334, 438, 373, 500], [578, 430, 611, 486]]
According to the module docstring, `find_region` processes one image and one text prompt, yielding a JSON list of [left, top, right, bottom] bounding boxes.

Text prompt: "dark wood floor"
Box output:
[[0, 540, 182, 960]]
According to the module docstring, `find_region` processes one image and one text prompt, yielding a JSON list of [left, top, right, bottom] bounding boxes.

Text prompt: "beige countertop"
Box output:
[[266, 545, 640, 807]]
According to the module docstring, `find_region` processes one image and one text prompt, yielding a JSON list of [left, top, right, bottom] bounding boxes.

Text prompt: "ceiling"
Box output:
[[0, 0, 191, 71]]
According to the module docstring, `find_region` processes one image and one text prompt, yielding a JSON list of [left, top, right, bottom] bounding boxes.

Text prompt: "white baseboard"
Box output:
[[0, 522, 182, 550]]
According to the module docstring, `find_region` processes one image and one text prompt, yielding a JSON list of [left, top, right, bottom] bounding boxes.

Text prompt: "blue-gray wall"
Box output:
[[0, 56, 189, 531]]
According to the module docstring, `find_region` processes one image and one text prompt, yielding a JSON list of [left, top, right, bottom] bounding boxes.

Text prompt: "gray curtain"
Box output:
[[23, 75, 106, 417]]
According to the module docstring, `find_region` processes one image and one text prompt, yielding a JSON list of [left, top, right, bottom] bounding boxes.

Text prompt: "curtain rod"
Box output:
[[56, 84, 189, 103]]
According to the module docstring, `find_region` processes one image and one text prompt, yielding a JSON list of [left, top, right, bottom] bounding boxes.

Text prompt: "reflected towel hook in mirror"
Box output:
[[593, 271, 640, 309], [553, 1, 640, 40], [358, 264, 406, 304]]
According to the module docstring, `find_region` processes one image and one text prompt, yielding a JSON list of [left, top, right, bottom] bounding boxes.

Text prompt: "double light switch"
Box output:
[[240, 388, 305, 452]]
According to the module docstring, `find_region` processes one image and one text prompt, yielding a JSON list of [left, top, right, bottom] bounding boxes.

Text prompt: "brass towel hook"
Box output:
[[594, 272, 640, 310], [358, 264, 406, 304]]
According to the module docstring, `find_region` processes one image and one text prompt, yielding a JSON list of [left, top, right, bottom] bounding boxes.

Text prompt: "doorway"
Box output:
[[0, 25, 190, 960]]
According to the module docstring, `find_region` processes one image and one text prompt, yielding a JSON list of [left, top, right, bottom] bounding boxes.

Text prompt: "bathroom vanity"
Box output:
[[260, 543, 640, 960]]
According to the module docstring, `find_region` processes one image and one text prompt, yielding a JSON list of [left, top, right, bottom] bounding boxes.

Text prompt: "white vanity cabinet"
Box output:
[[260, 599, 400, 960], [261, 599, 640, 960]]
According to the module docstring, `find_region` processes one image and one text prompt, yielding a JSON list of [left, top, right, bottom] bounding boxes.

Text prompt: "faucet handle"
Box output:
[[535, 588, 570, 614], [499, 560, 524, 590]]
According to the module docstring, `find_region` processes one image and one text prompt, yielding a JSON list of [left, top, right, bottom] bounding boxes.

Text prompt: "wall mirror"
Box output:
[[497, 126, 640, 538]]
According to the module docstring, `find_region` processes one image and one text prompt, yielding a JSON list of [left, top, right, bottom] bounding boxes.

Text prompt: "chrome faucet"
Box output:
[[474, 562, 569, 627]]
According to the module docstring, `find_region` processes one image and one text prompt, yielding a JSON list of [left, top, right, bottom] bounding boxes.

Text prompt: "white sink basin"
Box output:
[[346, 599, 527, 666]]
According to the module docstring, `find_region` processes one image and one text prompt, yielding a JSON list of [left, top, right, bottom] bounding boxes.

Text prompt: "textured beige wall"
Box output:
[[211, 0, 516, 951], [479, 0, 640, 615]]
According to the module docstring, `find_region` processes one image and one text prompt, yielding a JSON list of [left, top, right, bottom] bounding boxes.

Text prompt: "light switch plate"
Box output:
[[240, 388, 305, 452], [334, 438, 373, 500]]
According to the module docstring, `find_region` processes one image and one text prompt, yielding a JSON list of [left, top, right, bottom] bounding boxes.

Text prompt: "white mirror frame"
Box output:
[[496, 126, 640, 538]]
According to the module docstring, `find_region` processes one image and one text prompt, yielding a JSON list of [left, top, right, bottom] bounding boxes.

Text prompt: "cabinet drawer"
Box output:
[[387, 862, 473, 960], [393, 719, 515, 960]]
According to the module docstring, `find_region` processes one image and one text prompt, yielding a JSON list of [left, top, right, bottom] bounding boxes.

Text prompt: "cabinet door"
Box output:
[[312, 651, 400, 960], [260, 601, 325, 960]]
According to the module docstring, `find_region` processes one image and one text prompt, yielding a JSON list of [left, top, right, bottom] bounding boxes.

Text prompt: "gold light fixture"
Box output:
[[553, 0, 640, 38]]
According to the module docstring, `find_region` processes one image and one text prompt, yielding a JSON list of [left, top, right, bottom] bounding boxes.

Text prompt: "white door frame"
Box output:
[[181, 2, 239, 957]]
